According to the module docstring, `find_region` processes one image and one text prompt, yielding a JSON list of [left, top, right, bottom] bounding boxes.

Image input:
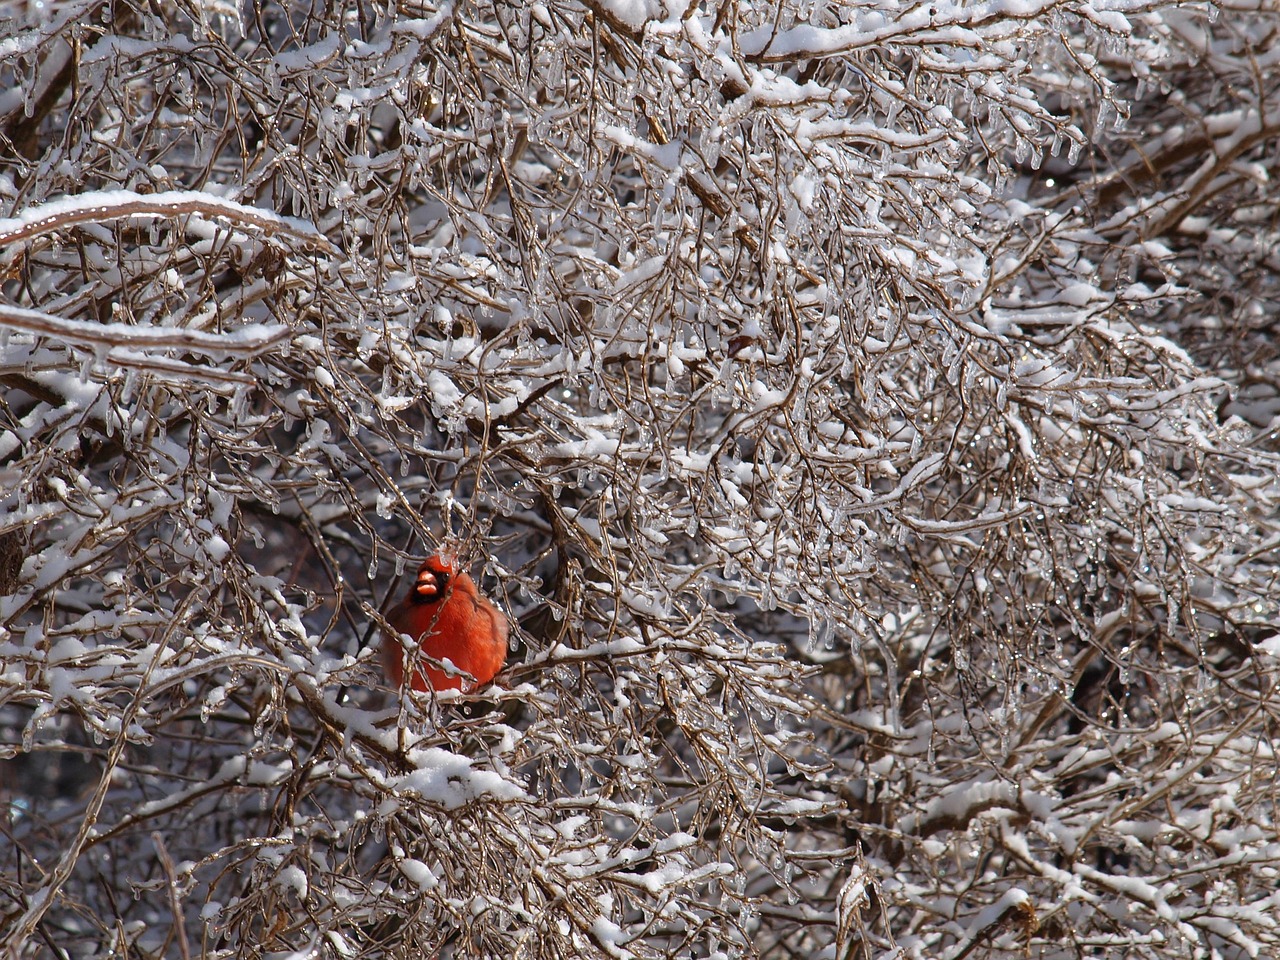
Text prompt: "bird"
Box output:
[[381, 555, 509, 693]]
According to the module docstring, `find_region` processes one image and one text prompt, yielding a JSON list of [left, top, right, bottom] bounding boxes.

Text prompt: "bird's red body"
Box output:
[[382, 555, 508, 692]]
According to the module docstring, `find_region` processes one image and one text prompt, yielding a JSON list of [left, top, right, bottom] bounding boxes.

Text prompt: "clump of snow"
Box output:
[[383, 748, 526, 810]]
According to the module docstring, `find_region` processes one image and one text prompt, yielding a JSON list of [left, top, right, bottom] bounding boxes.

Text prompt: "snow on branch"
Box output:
[[0, 189, 336, 252], [0, 303, 289, 357]]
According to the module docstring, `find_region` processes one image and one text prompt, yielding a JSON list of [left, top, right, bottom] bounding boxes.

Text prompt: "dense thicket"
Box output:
[[2, 1, 1278, 958]]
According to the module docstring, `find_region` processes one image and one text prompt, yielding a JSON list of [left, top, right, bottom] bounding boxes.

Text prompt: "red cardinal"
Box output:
[[382, 555, 508, 692]]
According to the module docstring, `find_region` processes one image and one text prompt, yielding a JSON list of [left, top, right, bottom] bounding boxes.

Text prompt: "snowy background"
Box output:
[[2, 0, 1279, 957]]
